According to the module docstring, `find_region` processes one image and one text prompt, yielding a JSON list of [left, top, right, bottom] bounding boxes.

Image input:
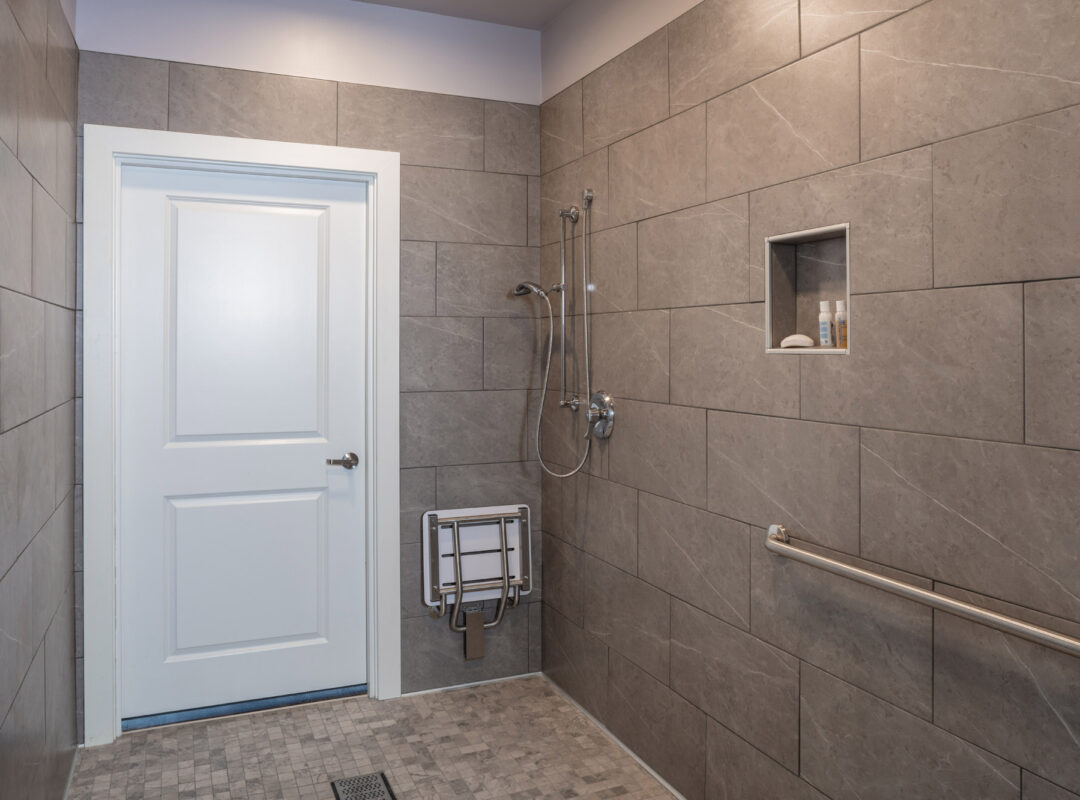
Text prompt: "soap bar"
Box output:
[[780, 333, 815, 348]]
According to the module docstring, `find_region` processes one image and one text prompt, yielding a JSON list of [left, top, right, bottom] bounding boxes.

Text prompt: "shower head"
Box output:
[[513, 281, 545, 298]]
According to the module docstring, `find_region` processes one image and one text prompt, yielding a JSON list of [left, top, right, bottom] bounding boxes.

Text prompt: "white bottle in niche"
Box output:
[[835, 300, 848, 349], [818, 301, 835, 347]]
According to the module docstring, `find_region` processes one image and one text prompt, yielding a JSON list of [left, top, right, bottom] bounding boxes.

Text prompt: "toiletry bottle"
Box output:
[[835, 300, 848, 349], [818, 301, 834, 347]]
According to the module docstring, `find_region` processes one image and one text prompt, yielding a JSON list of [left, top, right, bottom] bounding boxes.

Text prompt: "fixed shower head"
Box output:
[[513, 281, 545, 298]]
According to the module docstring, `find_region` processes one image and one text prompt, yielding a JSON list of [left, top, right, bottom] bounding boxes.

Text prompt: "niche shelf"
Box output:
[[764, 223, 850, 355]]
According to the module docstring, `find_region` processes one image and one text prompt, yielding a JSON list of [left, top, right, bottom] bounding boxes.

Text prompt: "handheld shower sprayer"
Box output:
[[513, 281, 545, 298]]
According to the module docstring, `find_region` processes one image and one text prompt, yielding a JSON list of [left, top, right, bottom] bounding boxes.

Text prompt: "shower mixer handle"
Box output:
[[586, 392, 615, 440]]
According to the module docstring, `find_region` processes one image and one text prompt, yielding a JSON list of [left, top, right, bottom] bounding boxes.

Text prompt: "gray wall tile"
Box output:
[[860, 0, 1080, 159], [436, 461, 542, 533], [707, 412, 859, 552], [542, 605, 607, 719], [583, 554, 669, 682], [338, 83, 483, 170], [707, 719, 827, 800], [707, 39, 859, 199], [668, 0, 800, 113], [44, 304, 73, 409], [671, 600, 799, 769], [436, 243, 538, 316], [801, 665, 1020, 800], [1025, 774, 1080, 800], [7, 0, 47, 66], [800, 0, 921, 54], [1025, 278, 1080, 450], [400, 240, 435, 317], [400, 467, 435, 544], [539, 148, 608, 245], [542, 532, 583, 626], [18, 58, 59, 194], [540, 82, 582, 174], [169, 63, 336, 145], [400, 542, 424, 619], [484, 317, 542, 390], [0, 647, 46, 798], [590, 310, 669, 404], [748, 147, 933, 298], [484, 101, 539, 176], [528, 602, 541, 672], [31, 180, 69, 307], [0, 141, 33, 294], [609, 399, 706, 508], [538, 389, 605, 476], [0, 547, 34, 723], [45, 3, 77, 126], [800, 286, 1023, 441], [934, 588, 1080, 794], [860, 427, 1080, 622], [77, 52, 169, 133], [400, 317, 483, 392], [556, 473, 637, 575], [933, 106, 1080, 287], [588, 224, 637, 312], [605, 651, 707, 800], [582, 28, 668, 153], [43, 584, 75, 799], [638, 196, 749, 309], [0, 415, 54, 578], [609, 106, 706, 227], [400, 390, 533, 467], [751, 536, 933, 717], [671, 305, 799, 418], [403, 166, 528, 245], [0, 3, 26, 150], [0, 289, 46, 430], [527, 175, 540, 246], [638, 492, 750, 629]]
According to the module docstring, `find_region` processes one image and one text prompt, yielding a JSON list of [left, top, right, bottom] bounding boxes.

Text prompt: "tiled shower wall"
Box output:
[[539, 1, 1080, 798], [0, 0, 79, 795], [75, 54, 543, 727]]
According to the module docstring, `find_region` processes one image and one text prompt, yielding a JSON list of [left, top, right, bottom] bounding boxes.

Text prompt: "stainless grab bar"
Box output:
[[766, 524, 1080, 660]]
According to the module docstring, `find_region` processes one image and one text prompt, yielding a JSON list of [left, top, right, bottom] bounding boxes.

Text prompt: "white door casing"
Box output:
[[83, 126, 401, 745]]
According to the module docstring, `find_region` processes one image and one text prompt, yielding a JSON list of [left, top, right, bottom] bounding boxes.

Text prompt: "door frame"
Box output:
[[82, 125, 402, 746]]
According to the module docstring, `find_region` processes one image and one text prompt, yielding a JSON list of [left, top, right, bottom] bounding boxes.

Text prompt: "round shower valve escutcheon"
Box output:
[[588, 391, 615, 439]]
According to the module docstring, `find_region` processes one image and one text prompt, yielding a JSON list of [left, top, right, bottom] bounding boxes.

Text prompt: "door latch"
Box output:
[[326, 452, 359, 469]]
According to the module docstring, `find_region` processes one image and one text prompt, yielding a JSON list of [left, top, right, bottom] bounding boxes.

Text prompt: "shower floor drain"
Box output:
[[331, 772, 397, 800]]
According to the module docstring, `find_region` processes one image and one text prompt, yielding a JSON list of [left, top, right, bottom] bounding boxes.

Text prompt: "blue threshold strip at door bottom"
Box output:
[[122, 684, 369, 732]]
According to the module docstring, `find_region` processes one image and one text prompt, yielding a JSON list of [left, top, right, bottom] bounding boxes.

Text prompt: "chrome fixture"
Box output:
[[326, 451, 359, 469], [766, 525, 1080, 659], [512, 188, 614, 479]]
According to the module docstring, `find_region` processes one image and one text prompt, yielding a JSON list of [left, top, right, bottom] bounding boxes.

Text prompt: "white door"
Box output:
[[118, 162, 368, 718]]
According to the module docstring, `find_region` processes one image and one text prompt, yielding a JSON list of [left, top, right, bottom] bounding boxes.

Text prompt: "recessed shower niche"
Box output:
[[765, 223, 850, 354]]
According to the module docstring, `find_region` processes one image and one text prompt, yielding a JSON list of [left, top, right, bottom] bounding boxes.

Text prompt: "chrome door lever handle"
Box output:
[[326, 452, 359, 469]]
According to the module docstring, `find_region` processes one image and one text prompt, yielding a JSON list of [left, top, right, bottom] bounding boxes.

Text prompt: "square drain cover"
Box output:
[[331, 772, 396, 800]]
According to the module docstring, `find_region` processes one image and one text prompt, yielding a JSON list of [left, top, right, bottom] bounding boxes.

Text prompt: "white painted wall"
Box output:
[[540, 0, 701, 101], [75, 0, 541, 103]]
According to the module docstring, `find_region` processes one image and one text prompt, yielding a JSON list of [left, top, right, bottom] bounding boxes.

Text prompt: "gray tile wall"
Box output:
[[540, 1, 1080, 798], [75, 53, 542, 725], [0, 0, 78, 795]]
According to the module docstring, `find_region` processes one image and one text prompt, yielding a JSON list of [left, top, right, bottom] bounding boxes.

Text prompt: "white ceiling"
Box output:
[[358, 0, 575, 30]]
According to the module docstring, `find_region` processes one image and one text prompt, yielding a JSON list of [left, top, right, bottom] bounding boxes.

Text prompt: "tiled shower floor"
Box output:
[[67, 676, 673, 799]]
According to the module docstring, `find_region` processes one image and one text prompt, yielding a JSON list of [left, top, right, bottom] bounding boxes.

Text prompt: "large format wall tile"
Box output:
[[668, 0, 799, 113], [707, 412, 859, 552], [0, 141, 33, 294], [0, 3, 26, 150], [17, 43, 59, 193], [801, 666, 1020, 800], [541, 533, 583, 626], [484, 101, 539, 176], [436, 461, 542, 532], [559, 473, 637, 575], [542, 605, 608, 719], [582, 28, 668, 153], [933, 107, 1080, 287], [435, 243, 538, 316], [671, 600, 799, 769], [748, 148, 932, 297], [400, 317, 483, 391], [934, 588, 1080, 794], [400, 241, 435, 317], [168, 63, 337, 145], [860, 427, 1080, 622], [608, 399, 706, 508], [45, 2, 77, 126], [0, 647, 46, 799], [800, 286, 1023, 441], [609, 106, 706, 226], [540, 82, 582, 175], [589, 224, 637, 313], [338, 84, 483, 170], [0, 547, 33, 724], [800, 0, 921, 54], [44, 304, 74, 409], [670, 305, 799, 418], [605, 651, 707, 800], [590, 310, 669, 404], [1025, 774, 1080, 800], [401, 610, 528, 693], [860, 0, 1080, 159], [0, 415, 54, 577], [31, 181, 69, 307], [751, 537, 933, 717], [400, 390, 532, 467], [707, 720, 827, 800], [402, 167, 528, 245], [399, 467, 435, 544], [707, 39, 859, 199], [77, 52, 168, 132], [638, 492, 750, 629], [539, 149, 608, 245], [483, 317, 541, 390], [638, 196, 749, 309], [0, 289, 46, 430], [583, 554, 669, 682], [1025, 278, 1080, 450]]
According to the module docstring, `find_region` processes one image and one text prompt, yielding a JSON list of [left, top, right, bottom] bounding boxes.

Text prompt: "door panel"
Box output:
[[119, 164, 367, 718]]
